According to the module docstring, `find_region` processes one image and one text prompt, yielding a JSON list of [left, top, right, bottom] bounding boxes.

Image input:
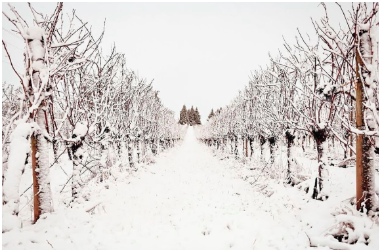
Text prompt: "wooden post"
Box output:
[[355, 38, 364, 211], [31, 135, 40, 223], [349, 100, 354, 157], [355, 26, 376, 212]]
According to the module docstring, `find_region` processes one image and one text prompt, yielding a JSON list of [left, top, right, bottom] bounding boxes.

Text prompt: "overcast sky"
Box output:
[[2, 2, 351, 123]]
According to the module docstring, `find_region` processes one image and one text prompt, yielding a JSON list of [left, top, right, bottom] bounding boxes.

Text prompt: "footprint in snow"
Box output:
[[202, 227, 211, 235]]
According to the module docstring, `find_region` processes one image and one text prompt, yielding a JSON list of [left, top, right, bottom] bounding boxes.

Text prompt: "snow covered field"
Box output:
[[3, 127, 378, 250], [2, 3, 379, 250]]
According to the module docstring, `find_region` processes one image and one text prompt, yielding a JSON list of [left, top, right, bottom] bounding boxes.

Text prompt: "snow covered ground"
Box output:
[[3, 127, 379, 249]]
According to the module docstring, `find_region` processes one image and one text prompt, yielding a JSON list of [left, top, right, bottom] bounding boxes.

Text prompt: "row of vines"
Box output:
[[197, 3, 378, 213], [2, 3, 185, 231]]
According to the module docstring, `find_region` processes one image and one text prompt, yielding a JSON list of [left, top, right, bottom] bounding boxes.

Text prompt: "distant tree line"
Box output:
[[179, 105, 201, 126]]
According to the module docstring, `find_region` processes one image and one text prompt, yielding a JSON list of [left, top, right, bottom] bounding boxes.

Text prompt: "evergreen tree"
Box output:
[[195, 107, 201, 125], [178, 105, 201, 125], [188, 106, 195, 126], [179, 105, 188, 125], [207, 109, 215, 121]]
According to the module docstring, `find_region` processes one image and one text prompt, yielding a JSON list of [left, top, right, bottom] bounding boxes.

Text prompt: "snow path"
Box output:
[[85, 127, 307, 250], [3, 127, 309, 250]]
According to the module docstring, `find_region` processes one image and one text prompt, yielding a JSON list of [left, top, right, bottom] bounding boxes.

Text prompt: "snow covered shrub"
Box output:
[[326, 205, 379, 247]]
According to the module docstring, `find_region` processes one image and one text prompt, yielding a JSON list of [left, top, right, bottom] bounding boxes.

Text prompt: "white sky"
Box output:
[[2, 2, 352, 123]]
